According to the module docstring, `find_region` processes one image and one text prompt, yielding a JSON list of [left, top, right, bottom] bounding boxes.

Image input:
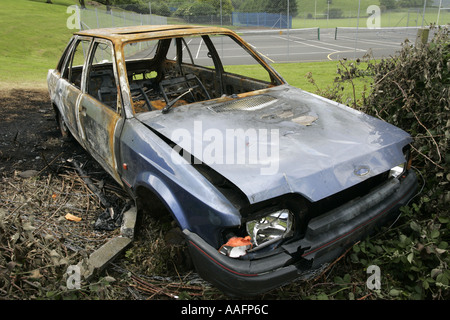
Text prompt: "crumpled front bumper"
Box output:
[[184, 171, 418, 297]]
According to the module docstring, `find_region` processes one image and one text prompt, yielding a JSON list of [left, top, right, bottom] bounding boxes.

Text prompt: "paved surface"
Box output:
[[238, 27, 423, 63], [125, 26, 428, 65]]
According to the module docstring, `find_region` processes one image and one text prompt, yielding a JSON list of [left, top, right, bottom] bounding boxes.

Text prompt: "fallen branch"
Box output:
[[393, 80, 443, 165], [38, 151, 64, 176], [130, 273, 204, 299], [68, 159, 122, 231], [69, 159, 113, 210]]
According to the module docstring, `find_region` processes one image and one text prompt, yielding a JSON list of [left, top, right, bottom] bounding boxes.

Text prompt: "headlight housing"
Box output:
[[389, 146, 412, 179], [246, 209, 294, 250], [389, 163, 406, 178]]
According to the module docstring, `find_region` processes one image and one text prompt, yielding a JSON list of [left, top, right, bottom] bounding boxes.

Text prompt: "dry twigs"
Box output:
[[130, 273, 204, 299], [0, 157, 129, 299]]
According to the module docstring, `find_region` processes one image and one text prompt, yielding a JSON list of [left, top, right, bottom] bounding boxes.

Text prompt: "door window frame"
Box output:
[[61, 35, 93, 91], [85, 38, 123, 114]]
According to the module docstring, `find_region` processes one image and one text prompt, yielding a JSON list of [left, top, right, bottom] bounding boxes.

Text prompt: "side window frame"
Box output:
[[56, 37, 75, 74], [85, 38, 122, 113], [62, 36, 93, 91]]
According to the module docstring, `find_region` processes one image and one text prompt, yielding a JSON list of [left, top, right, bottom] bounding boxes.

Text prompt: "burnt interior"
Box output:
[[124, 35, 282, 113], [62, 34, 282, 115]]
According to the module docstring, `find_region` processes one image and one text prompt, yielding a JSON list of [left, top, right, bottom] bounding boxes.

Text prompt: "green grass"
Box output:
[[296, 0, 379, 16], [272, 61, 340, 91], [225, 61, 371, 103], [292, 0, 450, 29], [293, 10, 449, 29], [225, 61, 341, 92], [0, 0, 78, 87]]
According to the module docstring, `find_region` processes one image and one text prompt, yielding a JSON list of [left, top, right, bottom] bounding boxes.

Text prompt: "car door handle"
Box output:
[[80, 106, 87, 117]]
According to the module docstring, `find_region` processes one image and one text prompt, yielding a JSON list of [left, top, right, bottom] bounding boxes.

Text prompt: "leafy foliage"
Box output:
[[306, 26, 449, 299], [233, 0, 298, 16], [174, 0, 234, 16]]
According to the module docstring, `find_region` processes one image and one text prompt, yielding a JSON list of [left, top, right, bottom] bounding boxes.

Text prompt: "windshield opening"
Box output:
[[123, 33, 284, 114]]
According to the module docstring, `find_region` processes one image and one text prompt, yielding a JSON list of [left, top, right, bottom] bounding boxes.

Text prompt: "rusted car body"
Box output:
[[47, 25, 418, 296]]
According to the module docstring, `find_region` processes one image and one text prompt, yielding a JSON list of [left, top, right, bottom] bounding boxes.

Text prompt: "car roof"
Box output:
[[75, 25, 236, 44]]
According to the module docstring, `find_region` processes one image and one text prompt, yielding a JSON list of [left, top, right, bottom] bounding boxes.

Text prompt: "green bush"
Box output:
[[307, 26, 449, 299], [359, 28, 449, 299], [151, 2, 172, 17], [327, 8, 343, 19], [365, 26, 449, 211]]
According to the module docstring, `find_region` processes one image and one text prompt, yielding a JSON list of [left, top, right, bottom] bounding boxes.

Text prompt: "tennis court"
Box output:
[[236, 26, 435, 63], [78, 7, 439, 64]]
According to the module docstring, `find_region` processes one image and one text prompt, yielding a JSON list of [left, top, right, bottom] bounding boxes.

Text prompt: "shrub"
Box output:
[[360, 27, 449, 300], [306, 26, 449, 299], [152, 2, 172, 17], [364, 26, 449, 210]]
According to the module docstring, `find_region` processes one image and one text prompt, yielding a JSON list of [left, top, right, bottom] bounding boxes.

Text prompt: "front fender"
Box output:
[[134, 171, 188, 228], [133, 170, 241, 247], [120, 119, 242, 247]]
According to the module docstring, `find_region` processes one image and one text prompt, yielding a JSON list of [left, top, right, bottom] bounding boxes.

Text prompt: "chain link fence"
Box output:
[[79, 5, 167, 30], [76, 1, 449, 62]]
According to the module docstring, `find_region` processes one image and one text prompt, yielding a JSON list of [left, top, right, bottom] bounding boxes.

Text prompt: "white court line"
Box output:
[[288, 35, 366, 52], [263, 51, 341, 57], [248, 43, 275, 63], [195, 38, 204, 59], [272, 35, 337, 52], [337, 36, 402, 48], [173, 38, 193, 60]]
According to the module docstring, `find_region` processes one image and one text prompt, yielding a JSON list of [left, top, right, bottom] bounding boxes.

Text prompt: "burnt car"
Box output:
[[47, 25, 418, 296]]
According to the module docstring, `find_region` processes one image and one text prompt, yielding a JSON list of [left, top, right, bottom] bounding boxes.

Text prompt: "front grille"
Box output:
[[309, 171, 390, 219], [209, 95, 277, 113]]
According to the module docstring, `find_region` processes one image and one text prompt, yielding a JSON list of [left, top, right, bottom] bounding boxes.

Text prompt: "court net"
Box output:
[[334, 26, 438, 43]]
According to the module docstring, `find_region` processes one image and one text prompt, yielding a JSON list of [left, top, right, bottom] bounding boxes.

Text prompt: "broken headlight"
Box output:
[[389, 164, 406, 178], [246, 209, 294, 250], [389, 147, 412, 179]]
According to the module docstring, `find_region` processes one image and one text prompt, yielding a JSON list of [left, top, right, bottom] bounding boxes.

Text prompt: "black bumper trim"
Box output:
[[297, 172, 418, 266], [184, 171, 418, 297], [185, 229, 299, 297]]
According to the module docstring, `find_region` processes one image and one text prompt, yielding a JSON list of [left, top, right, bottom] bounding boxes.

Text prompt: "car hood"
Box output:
[[136, 85, 411, 203]]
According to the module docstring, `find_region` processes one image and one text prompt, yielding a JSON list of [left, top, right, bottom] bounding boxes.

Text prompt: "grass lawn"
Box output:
[[0, 0, 78, 88], [293, 0, 448, 29], [293, 9, 448, 29], [225, 60, 371, 103]]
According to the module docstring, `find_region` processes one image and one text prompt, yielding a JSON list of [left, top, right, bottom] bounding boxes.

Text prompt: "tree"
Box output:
[[265, 0, 298, 16], [190, 1, 216, 16], [239, 0, 266, 13], [231, 0, 244, 11], [199, 0, 234, 15], [397, 0, 432, 8], [152, 2, 172, 17], [379, 0, 397, 10]]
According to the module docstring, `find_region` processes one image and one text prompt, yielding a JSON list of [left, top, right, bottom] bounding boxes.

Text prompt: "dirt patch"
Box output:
[[0, 88, 69, 174], [0, 88, 210, 300], [0, 89, 124, 253]]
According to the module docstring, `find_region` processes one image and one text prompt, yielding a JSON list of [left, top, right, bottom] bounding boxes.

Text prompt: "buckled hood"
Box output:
[[136, 85, 411, 203]]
